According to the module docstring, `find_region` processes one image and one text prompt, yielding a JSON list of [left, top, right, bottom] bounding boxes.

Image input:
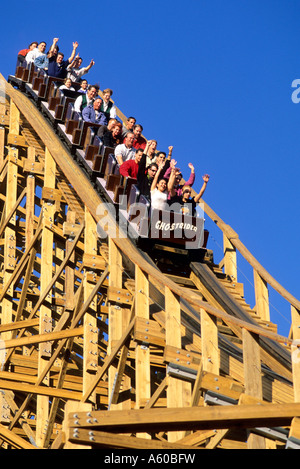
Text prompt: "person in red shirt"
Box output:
[[119, 148, 143, 179], [131, 124, 147, 150], [17, 41, 38, 63]]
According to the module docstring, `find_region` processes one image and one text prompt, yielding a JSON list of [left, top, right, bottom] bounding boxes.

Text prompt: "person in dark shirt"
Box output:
[[169, 174, 210, 216], [136, 154, 158, 200], [47, 39, 78, 79], [102, 121, 122, 148]]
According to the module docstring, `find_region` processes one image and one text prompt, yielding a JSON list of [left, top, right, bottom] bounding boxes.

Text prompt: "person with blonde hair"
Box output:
[[101, 88, 117, 120], [59, 77, 75, 91]]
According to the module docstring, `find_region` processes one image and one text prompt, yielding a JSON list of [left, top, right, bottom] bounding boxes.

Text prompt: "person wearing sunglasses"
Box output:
[[169, 174, 210, 216]]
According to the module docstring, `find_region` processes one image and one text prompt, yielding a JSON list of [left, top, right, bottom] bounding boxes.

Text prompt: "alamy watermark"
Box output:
[[96, 197, 205, 249], [291, 79, 300, 103]]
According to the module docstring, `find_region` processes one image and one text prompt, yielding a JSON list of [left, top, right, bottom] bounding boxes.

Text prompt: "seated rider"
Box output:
[[169, 174, 210, 216], [164, 162, 195, 198], [119, 148, 144, 179], [82, 98, 107, 127], [150, 159, 177, 211]]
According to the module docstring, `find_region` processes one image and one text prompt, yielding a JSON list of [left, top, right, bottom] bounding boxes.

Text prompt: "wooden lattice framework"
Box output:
[[0, 74, 300, 449]]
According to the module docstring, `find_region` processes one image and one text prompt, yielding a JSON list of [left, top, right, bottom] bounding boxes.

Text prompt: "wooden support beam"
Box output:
[[65, 428, 198, 450], [165, 287, 191, 442], [37, 147, 56, 446], [242, 328, 265, 448], [135, 265, 151, 411], [63, 401, 92, 449], [83, 209, 98, 402], [291, 306, 300, 402], [0, 126, 5, 166], [223, 234, 237, 282], [67, 402, 300, 433], [108, 238, 131, 410], [109, 300, 135, 406], [0, 423, 38, 450], [254, 269, 270, 321], [81, 317, 135, 403], [200, 308, 219, 374]]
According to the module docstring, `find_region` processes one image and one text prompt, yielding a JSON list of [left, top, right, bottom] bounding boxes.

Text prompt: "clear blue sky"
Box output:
[[1, 0, 299, 336]]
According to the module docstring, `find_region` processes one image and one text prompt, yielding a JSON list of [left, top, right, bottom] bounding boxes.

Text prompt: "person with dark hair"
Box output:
[[136, 153, 158, 200], [150, 159, 176, 211], [119, 148, 143, 179], [169, 174, 210, 216], [47, 38, 78, 79], [25, 41, 47, 66], [77, 79, 88, 93], [122, 116, 136, 137], [17, 41, 38, 63], [67, 55, 95, 82], [132, 124, 147, 150], [74, 84, 99, 113], [97, 118, 117, 138], [164, 162, 195, 198]]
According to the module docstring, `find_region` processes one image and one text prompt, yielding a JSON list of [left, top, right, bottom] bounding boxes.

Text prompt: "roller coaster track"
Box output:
[[0, 72, 300, 450]]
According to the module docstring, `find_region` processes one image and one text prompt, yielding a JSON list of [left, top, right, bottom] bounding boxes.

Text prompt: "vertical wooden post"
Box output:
[[291, 306, 300, 402], [37, 148, 56, 447], [25, 147, 36, 245], [165, 287, 191, 442], [135, 266, 151, 438], [223, 234, 237, 282], [23, 146, 36, 358], [2, 102, 19, 339], [253, 270, 270, 321], [242, 328, 265, 449], [65, 210, 76, 312], [63, 401, 92, 449], [200, 308, 219, 374], [83, 209, 98, 403], [0, 124, 4, 166], [108, 238, 131, 410]]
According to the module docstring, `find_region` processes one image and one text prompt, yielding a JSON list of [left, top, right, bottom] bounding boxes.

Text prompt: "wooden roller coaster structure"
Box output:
[[0, 67, 300, 450]]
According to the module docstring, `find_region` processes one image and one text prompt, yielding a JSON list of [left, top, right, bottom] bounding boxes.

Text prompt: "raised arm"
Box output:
[[85, 59, 95, 72], [185, 163, 195, 186], [68, 41, 79, 63], [151, 162, 165, 191], [48, 38, 59, 57], [167, 159, 177, 194], [194, 174, 210, 203], [166, 145, 173, 161], [68, 53, 79, 70]]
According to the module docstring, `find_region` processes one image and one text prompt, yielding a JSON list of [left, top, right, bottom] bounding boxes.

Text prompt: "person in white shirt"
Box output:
[[74, 84, 99, 113], [101, 88, 117, 121], [59, 78, 75, 91], [25, 41, 47, 66], [150, 159, 176, 211], [114, 132, 136, 165], [67, 56, 95, 82]]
